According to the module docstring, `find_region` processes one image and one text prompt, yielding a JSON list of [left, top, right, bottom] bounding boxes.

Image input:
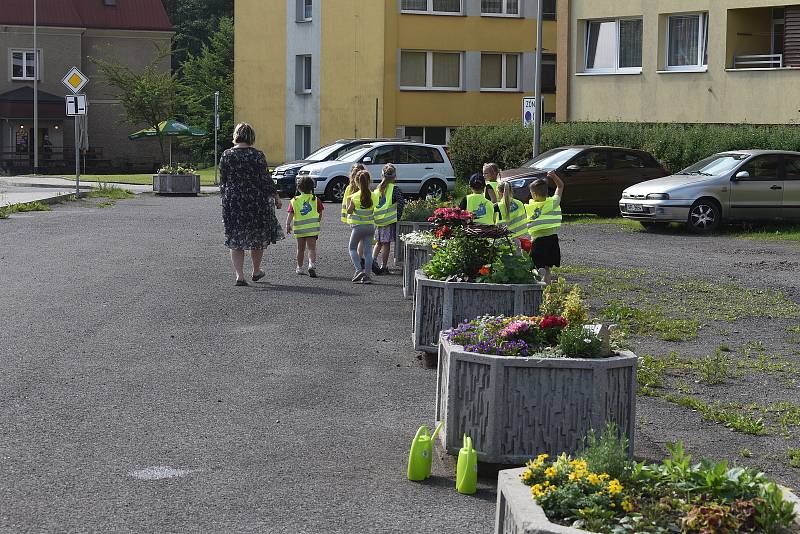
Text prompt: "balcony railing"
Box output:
[[732, 53, 784, 69]]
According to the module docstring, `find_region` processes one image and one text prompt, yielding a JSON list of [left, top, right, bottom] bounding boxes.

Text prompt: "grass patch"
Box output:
[[94, 201, 115, 208], [601, 300, 699, 342], [46, 167, 218, 186], [85, 186, 134, 200], [789, 447, 800, 468], [563, 214, 642, 231], [637, 355, 668, 392], [696, 347, 731, 385], [661, 393, 767, 435], [730, 223, 800, 243], [740, 448, 753, 458], [0, 201, 52, 218]]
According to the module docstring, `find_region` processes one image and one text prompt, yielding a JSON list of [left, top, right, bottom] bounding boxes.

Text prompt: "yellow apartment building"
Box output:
[[235, 0, 558, 164], [557, 1, 800, 124]]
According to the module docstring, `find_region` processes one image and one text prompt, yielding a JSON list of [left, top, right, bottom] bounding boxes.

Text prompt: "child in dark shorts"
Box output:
[[526, 170, 565, 284]]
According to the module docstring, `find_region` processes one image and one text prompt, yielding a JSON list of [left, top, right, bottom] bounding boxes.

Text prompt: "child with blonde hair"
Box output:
[[371, 163, 405, 275], [346, 170, 375, 284]]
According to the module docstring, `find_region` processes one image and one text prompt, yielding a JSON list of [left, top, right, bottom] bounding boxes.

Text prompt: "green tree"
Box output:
[[179, 16, 234, 163], [90, 46, 181, 162], [162, 0, 233, 68]]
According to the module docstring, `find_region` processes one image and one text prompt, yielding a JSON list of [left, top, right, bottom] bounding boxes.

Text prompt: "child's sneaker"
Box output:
[[296, 266, 307, 275], [371, 262, 382, 276], [352, 271, 365, 283], [308, 266, 317, 278], [360, 276, 372, 285]]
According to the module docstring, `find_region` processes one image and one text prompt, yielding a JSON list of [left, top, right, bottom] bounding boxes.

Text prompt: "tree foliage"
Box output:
[[162, 0, 233, 68], [89, 45, 179, 160]]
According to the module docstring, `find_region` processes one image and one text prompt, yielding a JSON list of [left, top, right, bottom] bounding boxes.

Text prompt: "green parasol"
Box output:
[[128, 119, 208, 165]]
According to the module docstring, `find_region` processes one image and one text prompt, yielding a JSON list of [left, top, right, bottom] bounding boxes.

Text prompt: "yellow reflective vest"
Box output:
[[526, 196, 562, 238], [290, 193, 321, 238], [466, 193, 495, 225], [372, 183, 398, 228], [497, 198, 529, 238], [340, 184, 354, 223], [349, 192, 375, 225]]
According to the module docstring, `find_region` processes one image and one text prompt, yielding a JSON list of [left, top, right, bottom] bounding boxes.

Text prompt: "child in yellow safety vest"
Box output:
[[346, 170, 376, 285], [460, 173, 495, 224], [286, 176, 324, 278], [482, 162, 501, 204], [342, 163, 366, 269], [496, 180, 529, 247], [526, 170, 565, 285], [371, 163, 405, 276]]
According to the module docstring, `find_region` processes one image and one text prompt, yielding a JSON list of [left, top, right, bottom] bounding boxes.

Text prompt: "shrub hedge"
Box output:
[[447, 122, 800, 180]]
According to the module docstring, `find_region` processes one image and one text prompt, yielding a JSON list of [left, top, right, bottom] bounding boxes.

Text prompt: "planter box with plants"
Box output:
[[395, 197, 445, 263], [412, 209, 544, 353], [153, 165, 200, 195], [495, 434, 800, 534], [435, 285, 637, 464], [399, 232, 436, 300]]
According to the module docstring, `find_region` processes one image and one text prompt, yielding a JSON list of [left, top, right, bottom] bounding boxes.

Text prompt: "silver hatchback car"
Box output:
[[619, 150, 800, 233]]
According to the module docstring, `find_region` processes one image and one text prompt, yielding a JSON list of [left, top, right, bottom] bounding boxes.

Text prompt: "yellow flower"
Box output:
[[568, 470, 587, 482], [587, 473, 601, 485], [610, 502, 616, 508], [544, 467, 557, 478], [607, 479, 623, 495], [542, 480, 550, 487], [536, 453, 549, 463], [531, 484, 544, 497], [521, 470, 533, 482], [431, 244, 438, 250], [598, 473, 611, 481], [622, 499, 634, 513]]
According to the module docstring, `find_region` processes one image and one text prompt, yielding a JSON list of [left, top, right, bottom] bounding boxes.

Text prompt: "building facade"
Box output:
[[558, 0, 800, 124], [235, 0, 558, 164], [0, 0, 173, 174]]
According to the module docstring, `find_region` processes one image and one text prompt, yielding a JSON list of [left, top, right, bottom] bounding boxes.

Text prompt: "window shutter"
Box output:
[[785, 6, 800, 67]]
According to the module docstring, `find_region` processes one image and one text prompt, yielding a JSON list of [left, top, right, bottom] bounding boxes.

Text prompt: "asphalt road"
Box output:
[[0, 195, 496, 533]]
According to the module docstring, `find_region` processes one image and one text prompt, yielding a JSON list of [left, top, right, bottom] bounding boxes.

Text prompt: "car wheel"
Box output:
[[420, 179, 447, 200], [687, 198, 721, 234], [325, 176, 348, 202]]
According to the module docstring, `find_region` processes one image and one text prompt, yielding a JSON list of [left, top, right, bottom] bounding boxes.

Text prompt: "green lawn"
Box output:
[[73, 167, 219, 186]]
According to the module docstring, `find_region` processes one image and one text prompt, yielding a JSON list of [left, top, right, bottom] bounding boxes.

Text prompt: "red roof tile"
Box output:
[[0, 0, 173, 31]]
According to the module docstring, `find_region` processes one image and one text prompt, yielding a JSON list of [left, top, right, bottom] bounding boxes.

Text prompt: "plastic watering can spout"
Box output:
[[430, 421, 443, 443]]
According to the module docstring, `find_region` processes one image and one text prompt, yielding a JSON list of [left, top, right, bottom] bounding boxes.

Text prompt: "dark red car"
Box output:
[[501, 146, 670, 213]]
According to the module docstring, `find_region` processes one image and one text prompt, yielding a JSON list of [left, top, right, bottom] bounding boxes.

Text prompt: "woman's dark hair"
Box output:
[[356, 170, 373, 209], [233, 123, 256, 145], [529, 178, 549, 198], [296, 176, 315, 194]]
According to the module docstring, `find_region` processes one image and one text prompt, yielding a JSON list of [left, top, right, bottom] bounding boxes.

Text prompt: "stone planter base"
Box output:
[[402, 243, 432, 300], [413, 270, 544, 354], [495, 467, 800, 534], [395, 221, 433, 263], [436, 337, 638, 464], [153, 174, 200, 195]]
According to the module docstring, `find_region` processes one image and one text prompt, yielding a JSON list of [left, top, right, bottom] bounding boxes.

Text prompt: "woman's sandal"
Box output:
[[252, 271, 266, 282]]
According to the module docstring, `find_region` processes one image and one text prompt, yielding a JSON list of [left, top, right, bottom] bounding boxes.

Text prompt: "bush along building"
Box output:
[[558, 0, 800, 124], [0, 0, 173, 174], [234, 0, 559, 165]]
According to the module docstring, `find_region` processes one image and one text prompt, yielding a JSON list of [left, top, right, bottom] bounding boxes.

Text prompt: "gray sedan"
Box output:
[[619, 150, 800, 233]]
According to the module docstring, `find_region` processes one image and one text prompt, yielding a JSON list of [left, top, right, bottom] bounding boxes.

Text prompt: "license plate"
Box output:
[[626, 204, 644, 213]]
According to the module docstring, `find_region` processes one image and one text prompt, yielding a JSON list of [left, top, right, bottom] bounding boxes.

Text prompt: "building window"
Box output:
[[666, 12, 708, 70], [400, 51, 462, 90], [296, 55, 312, 93], [481, 0, 519, 16], [541, 53, 557, 92], [401, 0, 461, 15], [585, 18, 642, 73], [542, 0, 556, 20], [295, 125, 312, 160], [10, 49, 40, 80], [401, 126, 455, 145], [480, 53, 520, 90], [296, 0, 312, 21]]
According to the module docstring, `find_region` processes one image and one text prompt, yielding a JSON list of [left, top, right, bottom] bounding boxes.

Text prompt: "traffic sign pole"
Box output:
[[75, 117, 80, 196]]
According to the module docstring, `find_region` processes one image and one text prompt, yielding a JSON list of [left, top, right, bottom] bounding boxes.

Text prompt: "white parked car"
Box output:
[[298, 141, 456, 201], [620, 150, 800, 233]]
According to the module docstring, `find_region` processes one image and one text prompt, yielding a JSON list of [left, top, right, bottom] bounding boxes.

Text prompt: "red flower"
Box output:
[[540, 316, 568, 329], [478, 265, 491, 276], [519, 238, 532, 253]]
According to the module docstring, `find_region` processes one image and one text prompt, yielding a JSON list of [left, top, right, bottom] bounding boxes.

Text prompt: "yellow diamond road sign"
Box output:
[[62, 66, 89, 94]]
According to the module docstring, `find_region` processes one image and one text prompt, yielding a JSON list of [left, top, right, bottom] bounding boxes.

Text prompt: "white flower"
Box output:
[[583, 338, 592, 344]]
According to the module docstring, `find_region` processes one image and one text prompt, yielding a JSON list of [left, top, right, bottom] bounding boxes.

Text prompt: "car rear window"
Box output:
[[612, 152, 648, 169], [400, 146, 443, 164]]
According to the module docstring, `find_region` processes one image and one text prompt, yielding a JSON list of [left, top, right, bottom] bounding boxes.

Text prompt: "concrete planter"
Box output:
[[153, 174, 200, 195], [495, 467, 800, 534], [436, 336, 638, 464], [413, 270, 544, 354], [402, 243, 433, 300], [395, 221, 433, 262]]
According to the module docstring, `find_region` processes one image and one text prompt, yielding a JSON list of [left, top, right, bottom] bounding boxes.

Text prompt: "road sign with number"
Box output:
[[62, 66, 89, 94], [66, 94, 87, 116]]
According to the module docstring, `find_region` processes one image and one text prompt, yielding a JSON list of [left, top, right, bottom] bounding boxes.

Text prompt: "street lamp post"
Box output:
[[533, 0, 543, 157], [33, 0, 39, 174], [214, 91, 219, 185]]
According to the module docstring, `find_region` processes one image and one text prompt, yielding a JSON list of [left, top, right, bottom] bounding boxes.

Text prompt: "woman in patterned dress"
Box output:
[[219, 123, 284, 286]]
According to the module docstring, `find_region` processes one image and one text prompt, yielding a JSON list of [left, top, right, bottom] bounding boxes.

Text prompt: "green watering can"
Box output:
[[455, 434, 478, 495], [407, 422, 443, 481]]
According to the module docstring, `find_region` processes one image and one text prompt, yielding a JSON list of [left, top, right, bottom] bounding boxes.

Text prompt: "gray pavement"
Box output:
[[0, 195, 497, 533]]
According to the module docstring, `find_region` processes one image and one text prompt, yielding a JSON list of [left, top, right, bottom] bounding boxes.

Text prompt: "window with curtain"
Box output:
[[667, 13, 707, 69], [401, 51, 462, 89], [480, 53, 520, 90], [401, 0, 460, 13], [585, 18, 642, 72], [481, 0, 518, 15], [432, 52, 460, 88], [400, 51, 427, 87]]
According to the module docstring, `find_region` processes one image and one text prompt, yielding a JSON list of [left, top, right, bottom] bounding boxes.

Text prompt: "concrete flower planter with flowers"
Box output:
[[413, 271, 544, 354], [395, 221, 434, 263], [435, 335, 638, 464], [402, 242, 433, 300], [153, 171, 200, 195]]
